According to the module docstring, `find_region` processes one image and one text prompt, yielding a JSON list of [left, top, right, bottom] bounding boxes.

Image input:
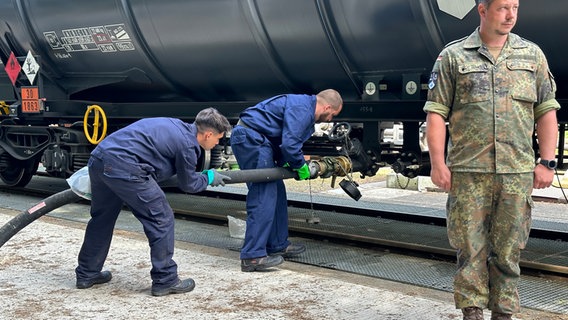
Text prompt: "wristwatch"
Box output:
[[539, 159, 557, 170]]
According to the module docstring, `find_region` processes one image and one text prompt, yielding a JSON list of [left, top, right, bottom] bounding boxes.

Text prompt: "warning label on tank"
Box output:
[[43, 23, 135, 57]]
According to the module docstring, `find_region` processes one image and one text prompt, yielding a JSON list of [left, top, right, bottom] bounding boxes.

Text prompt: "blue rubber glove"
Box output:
[[203, 169, 231, 187], [293, 163, 310, 180]]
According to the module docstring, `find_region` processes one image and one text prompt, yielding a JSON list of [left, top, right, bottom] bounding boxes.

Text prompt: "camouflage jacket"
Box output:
[[423, 28, 560, 173]]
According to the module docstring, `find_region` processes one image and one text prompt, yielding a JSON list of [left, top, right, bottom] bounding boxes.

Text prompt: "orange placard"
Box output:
[[22, 100, 40, 113], [22, 86, 39, 99], [21, 86, 40, 113]]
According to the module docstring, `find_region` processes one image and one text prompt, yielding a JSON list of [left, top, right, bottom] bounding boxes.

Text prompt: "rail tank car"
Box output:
[[0, 0, 565, 187]]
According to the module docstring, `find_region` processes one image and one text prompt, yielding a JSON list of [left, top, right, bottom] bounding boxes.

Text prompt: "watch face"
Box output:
[[541, 159, 557, 169]]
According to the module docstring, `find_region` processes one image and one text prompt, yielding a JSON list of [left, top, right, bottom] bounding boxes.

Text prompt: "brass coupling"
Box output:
[[309, 156, 352, 179]]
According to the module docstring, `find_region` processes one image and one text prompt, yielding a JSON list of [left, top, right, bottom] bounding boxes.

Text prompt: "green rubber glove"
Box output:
[[203, 169, 231, 186], [293, 163, 310, 180]]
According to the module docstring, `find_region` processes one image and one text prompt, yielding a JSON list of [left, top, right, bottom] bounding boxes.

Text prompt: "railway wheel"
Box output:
[[0, 156, 40, 187]]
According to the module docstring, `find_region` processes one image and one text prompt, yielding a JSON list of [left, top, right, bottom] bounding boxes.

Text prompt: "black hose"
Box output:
[[222, 167, 297, 184], [159, 167, 300, 188], [0, 188, 81, 248], [0, 167, 298, 247], [0, 168, 299, 248]]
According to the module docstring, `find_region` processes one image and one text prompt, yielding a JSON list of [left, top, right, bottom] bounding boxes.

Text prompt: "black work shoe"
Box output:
[[76, 271, 112, 289], [241, 255, 284, 272], [491, 312, 512, 320], [270, 243, 306, 257], [462, 307, 483, 320], [151, 278, 196, 297]]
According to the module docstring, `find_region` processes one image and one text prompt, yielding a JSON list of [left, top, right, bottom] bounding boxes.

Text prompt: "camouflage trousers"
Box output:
[[447, 172, 533, 314]]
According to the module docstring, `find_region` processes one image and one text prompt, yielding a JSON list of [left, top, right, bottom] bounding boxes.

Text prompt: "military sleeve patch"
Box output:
[[428, 72, 438, 90]]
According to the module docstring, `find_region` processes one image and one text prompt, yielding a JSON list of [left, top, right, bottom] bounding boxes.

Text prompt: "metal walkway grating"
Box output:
[[161, 193, 568, 314], [167, 192, 568, 273]]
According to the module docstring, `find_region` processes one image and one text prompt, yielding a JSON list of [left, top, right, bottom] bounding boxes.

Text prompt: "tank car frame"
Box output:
[[0, 0, 566, 187]]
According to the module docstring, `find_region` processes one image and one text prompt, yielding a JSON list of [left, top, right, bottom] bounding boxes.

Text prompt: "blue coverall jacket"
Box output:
[[76, 118, 208, 290], [230, 94, 316, 259]]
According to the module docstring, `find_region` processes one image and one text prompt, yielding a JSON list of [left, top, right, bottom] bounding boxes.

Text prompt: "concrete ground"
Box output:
[[1, 207, 567, 320]]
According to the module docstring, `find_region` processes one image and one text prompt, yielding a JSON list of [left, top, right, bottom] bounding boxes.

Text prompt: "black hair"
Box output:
[[194, 107, 231, 134]]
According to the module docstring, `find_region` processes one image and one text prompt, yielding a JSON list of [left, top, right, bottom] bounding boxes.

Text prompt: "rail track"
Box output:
[[1, 175, 567, 277]]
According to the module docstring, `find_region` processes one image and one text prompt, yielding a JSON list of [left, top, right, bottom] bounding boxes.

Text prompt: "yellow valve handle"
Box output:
[[83, 104, 108, 144]]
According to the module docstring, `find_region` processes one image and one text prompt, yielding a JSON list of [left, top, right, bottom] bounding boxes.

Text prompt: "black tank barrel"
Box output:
[[0, 0, 564, 102]]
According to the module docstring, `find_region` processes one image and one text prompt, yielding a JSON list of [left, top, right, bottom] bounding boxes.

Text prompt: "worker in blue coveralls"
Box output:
[[75, 107, 232, 296], [231, 89, 343, 272]]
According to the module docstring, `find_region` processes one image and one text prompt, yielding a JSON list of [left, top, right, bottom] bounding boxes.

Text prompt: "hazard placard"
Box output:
[[23, 51, 39, 85], [5, 52, 21, 86], [21, 86, 40, 113]]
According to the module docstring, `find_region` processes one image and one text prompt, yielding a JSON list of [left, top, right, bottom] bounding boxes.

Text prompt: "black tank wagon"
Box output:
[[0, 0, 565, 187]]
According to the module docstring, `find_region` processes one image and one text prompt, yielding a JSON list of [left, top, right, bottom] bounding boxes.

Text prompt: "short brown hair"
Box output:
[[477, 0, 495, 7], [317, 89, 343, 111]]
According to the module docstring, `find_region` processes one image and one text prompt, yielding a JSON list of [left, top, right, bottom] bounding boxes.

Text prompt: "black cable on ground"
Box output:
[[554, 169, 568, 203], [0, 188, 81, 248]]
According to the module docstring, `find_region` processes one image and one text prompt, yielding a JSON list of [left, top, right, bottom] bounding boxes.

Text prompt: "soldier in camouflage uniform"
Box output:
[[423, 0, 560, 319]]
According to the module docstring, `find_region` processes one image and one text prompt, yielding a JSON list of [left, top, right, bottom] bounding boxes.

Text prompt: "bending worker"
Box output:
[[230, 89, 343, 272], [75, 108, 232, 296]]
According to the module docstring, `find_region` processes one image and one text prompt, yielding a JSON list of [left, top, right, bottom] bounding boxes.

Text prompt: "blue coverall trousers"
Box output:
[[230, 126, 291, 259], [75, 155, 179, 290]]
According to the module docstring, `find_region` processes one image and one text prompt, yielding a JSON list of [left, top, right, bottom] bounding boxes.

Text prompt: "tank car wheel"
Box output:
[[328, 122, 352, 141], [0, 157, 40, 187]]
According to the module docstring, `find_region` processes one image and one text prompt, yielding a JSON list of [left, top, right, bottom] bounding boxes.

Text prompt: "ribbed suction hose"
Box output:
[[0, 189, 81, 248]]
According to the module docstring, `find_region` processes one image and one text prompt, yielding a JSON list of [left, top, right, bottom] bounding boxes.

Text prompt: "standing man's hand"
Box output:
[[425, 112, 450, 192], [430, 164, 451, 191], [534, 164, 555, 189]]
